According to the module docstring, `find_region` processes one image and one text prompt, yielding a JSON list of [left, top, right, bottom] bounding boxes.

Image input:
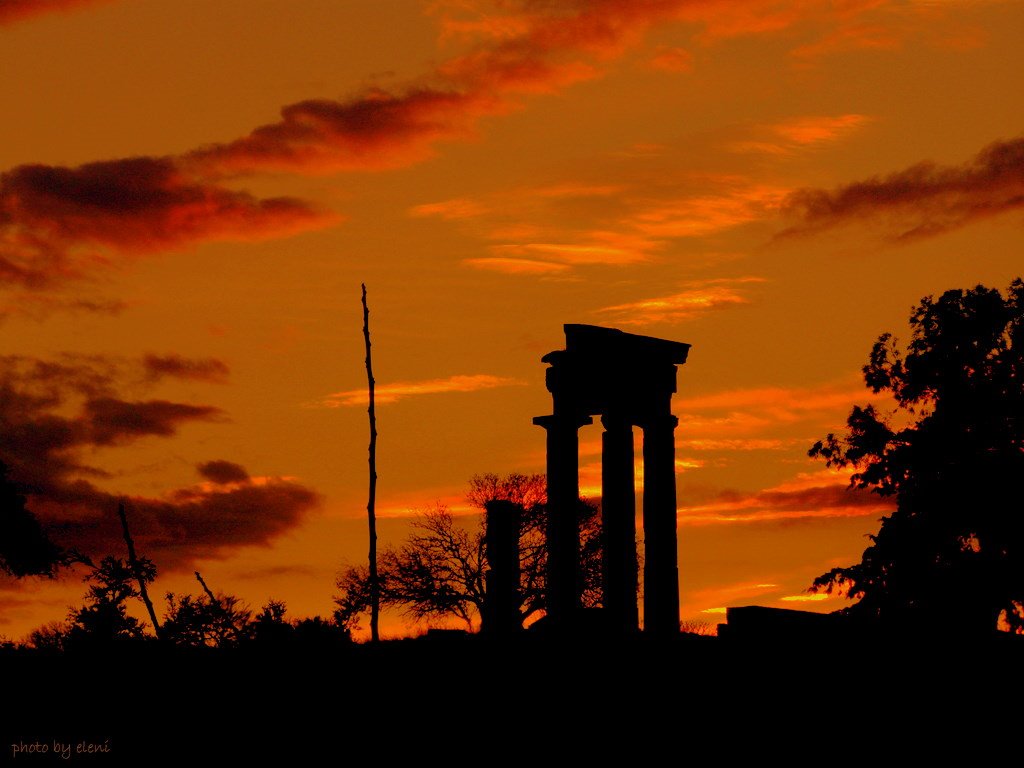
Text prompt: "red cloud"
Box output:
[[34, 477, 319, 569], [680, 477, 893, 526], [181, 1, 909, 179], [196, 460, 250, 485], [187, 89, 496, 176], [648, 46, 694, 72], [140, 479, 317, 563], [0, 354, 318, 570], [781, 136, 1024, 240], [83, 397, 223, 446], [0, 156, 337, 288], [0, 293, 127, 321], [0, 0, 114, 26], [143, 354, 230, 384], [1, 0, 938, 295]]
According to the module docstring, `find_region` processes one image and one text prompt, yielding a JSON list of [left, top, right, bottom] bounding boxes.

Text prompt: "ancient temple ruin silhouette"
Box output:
[[534, 324, 690, 635]]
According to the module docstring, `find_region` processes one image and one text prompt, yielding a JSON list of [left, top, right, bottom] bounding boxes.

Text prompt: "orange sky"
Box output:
[[1, 0, 1022, 640]]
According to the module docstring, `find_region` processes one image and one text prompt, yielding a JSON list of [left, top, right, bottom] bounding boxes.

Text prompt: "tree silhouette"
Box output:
[[161, 594, 349, 649], [162, 591, 253, 648], [0, 460, 62, 577], [117, 500, 163, 639], [810, 279, 1024, 634], [334, 473, 602, 631], [65, 555, 155, 646], [360, 283, 381, 643]]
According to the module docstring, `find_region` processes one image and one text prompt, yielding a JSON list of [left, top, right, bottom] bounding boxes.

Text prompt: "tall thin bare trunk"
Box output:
[[117, 500, 162, 640], [194, 570, 218, 604], [361, 283, 380, 642]]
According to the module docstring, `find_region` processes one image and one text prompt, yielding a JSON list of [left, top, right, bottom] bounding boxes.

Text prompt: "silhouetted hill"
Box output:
[[4, 632, 1021, 762]]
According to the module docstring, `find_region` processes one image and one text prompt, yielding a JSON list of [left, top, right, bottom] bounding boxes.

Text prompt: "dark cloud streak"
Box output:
[[83, 397, 223, 446], [0, 156, 336, 290], [0, 0, 115, 26], [197, 460, 249, 485], [0, 354, 318, 570], [781, 136, 1024, 240], [680, 480, 893, 525], [1, 1, 930, 296], [143, 354, 230, 384]]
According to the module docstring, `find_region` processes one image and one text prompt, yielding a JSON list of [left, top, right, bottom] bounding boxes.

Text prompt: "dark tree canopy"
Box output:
[[810, 279, 1024, 634], [0, 461, 62, 577], [66, 555, 154, 645], [163, 591, 254, 648]]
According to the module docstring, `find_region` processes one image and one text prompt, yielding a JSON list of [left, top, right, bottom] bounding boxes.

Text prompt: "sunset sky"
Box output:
[[1, 0, 1022, 639]]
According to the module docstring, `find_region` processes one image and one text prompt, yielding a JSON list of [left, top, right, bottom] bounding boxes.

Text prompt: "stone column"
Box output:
[[642, 414, 680, 636], [601, 413, 638, 633], [483, 499, 522, 636], [533, 413, 592, 626]]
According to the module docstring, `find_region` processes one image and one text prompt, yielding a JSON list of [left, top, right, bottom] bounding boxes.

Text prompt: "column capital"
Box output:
[[533, 413, 593, 430], [600, 412, 634, 431], [638, 413, 679, 431]]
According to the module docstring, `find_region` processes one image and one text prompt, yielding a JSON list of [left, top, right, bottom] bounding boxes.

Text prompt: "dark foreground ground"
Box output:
[[4, 632, 1022, 764]]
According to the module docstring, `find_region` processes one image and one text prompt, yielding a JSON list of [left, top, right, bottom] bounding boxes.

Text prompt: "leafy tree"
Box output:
[[810, 279, 1024, 634], [245, 601, 350, 647], [334, 473, 602, 632], [291, 615, 351, 647], [162, 591, 253, 648], [250, 598, 291, 645], [27, 621, 71, 652], [65, 555, 154, 645], [0, 461, 62, 577]]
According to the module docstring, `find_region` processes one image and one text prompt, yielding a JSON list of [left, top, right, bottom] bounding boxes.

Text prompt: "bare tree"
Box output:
[[680, 620, 717, 637], [360, 283, 380, 642], [334, 474, 603, 632], [117, 500, 162, 640]]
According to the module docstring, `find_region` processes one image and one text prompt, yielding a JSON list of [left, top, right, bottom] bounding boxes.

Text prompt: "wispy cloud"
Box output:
[[0, 292, 128, 321], [410, 198, 490, 220], [434, 179, 785, 280], [463, 257, 572, 275], [773, 114, 871, 145], [597, 277, 764, 325], [728, 114, 872, 155], [681, 382, 869, 416], [143, 354, 230, 384], [780, 592, 833, 602], [0, 0, 114, 26], [487, 237, 652, 266], [320, 373, 523, 407], [679, 469, 892, 525], [413, 109, 868, 280], [631, 184, 790, 238], [791, 21, 902, 59], [668, 381, 887, 463], [647, 45, 694, 72], [375, 489, 476, 519], [676, 458, 706, 471], [531, 183, 626, 198], [678, 437, 802, 451], [780, 135, 1024, 241], [688, 581, 782, 614], [0, 0, 974, 295], [0, 157, 336, 289]]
